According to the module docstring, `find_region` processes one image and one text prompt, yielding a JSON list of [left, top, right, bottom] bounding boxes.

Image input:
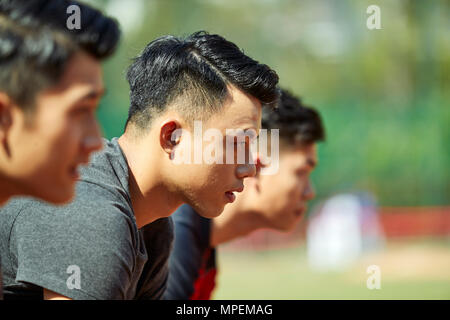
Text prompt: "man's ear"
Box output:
[[0, 93, 13, 143], [255, 155, 267, 178], [251, 155, 266, 193], [159, 119, 182, 157]]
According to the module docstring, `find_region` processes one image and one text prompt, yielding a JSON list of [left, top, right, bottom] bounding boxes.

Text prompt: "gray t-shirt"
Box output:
[[0, 138, 173, 300], [0, 258, 3, 300]]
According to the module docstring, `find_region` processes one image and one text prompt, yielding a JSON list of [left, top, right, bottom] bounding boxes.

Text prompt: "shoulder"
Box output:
[[79, 137, 131, 207], [4, 192, 136, 248], [171, 205, 211, 249]]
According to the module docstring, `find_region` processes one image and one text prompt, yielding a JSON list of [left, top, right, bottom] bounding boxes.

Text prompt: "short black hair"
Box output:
[[0, 0, 120, 109], [125, 31, 280, 131], [262, 89, 325, 146]]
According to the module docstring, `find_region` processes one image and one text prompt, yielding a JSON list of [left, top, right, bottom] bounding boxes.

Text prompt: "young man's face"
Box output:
[[171, 85, 261, 218], [255, 143, 317, 231], [2, 51, 104, 204]]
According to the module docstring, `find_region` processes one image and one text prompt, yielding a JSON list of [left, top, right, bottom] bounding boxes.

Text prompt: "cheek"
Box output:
[[179, 164, 224, 191], [276, 187, 298, 210], [276, 179, 302, 209], [208, 164, 235, 188], [38, 108, 81, 145], [53, 119, 80, 146], [43, 118, 84, 166], [260, 177, 287, 208]]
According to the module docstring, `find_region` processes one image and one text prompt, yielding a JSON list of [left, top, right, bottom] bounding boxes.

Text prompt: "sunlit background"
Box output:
[[86, 0, 449, 299]]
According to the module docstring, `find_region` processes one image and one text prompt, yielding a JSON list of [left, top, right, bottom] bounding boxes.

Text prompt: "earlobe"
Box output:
[[0, 93, 14, 157], [0, 93, 13, 142], [255, 155, 267, 178]]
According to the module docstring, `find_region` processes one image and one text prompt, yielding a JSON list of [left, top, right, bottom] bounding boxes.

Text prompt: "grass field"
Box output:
[[212, 237, 450, 299]]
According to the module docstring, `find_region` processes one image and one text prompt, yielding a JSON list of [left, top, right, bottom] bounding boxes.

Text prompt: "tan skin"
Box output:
[[0, 51, 104, 300], [0, 51, 104, 205], [211, 143, 318, 247], [44, 84, 262, 300]]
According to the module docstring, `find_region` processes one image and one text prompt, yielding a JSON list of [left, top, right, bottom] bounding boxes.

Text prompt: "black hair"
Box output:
[[0, 0, 120, 109], [125, 31, 280, 131], [262, 89, 325, 146]]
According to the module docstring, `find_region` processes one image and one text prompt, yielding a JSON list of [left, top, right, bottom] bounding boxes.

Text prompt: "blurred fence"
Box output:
[[221, 206, 450, 251]]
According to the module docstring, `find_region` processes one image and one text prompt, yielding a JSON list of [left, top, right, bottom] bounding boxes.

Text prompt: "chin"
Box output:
[[274, 223, 295, 233], [271, 217, 298, 232], [195, 203, 225, 219]]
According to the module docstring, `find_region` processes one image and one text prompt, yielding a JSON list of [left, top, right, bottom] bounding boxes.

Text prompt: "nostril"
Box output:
[[249, 163, 257, 177], [244, 164, 257, 178], [236, 164, 256, 178]]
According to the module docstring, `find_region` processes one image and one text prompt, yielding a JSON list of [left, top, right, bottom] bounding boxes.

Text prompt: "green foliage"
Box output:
[[93, 0, 450, 206]]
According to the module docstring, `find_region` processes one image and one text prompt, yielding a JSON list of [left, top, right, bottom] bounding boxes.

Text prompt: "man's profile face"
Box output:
[[5, 51, 104, 204], [171, 85, 262, 218], [256, 143, 317, 231]]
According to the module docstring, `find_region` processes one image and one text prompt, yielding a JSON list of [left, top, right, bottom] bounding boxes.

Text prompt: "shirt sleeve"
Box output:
[[163, 205, 211, 300], [9, 185, 138, 300], [0, 258, 3, 300]]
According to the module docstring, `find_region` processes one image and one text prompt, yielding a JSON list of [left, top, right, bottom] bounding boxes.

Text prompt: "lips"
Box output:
[[224, 185, 244, 203], [68, 165, 80, 181], [225, 191, 236, 203], [68, 158, 90, 181], [294, 207, 306, 217]]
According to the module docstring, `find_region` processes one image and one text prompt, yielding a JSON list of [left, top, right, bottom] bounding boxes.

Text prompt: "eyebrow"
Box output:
[[80, 88, 106, 101], [233, 114, 260, 127]]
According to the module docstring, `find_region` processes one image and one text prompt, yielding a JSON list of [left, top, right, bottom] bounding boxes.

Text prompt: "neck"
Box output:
[[210, 195, 269, 247], [0, 172, 19, 206], [0, 193, 10, 206], [118, 135, 182, 229]]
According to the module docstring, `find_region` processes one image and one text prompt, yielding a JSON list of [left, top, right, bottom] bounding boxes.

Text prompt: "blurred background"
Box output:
[[86, 0, 449, 299]]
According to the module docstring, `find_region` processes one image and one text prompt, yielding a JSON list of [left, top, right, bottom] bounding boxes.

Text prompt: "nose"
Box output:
[[82, 118, 103, 154], [303, 180, 316, 201], [236, 162, 257, 179]]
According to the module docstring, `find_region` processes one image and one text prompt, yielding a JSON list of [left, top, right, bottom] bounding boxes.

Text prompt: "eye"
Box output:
[[72, 105, 95, 115], [79, 107, 91, 113]]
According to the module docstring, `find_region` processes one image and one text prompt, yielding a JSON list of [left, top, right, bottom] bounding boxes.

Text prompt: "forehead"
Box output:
[[205, 85, 262, 132], [50, 51, 104, 94], [280, 144, 318, 170], [33, 52, 104, 115]]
